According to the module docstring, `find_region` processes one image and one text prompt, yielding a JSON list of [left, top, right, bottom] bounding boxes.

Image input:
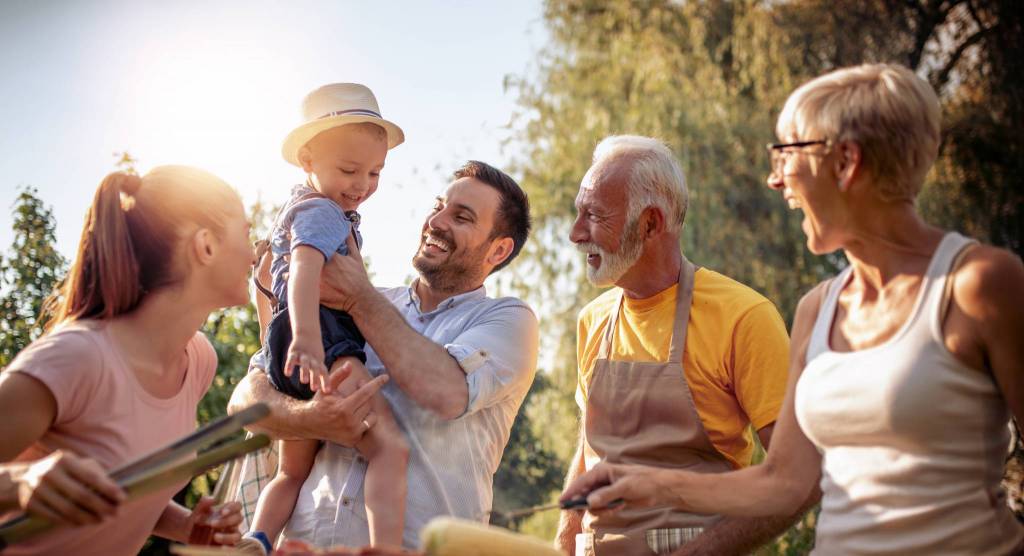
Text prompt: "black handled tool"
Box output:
[[493, 496, 625, 521]]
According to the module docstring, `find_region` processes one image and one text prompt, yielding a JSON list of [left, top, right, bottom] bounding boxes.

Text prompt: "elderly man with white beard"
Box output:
[[554, 136, 804, 556]]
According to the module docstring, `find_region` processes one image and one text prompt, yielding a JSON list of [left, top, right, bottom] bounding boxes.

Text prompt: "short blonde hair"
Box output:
[[593, 135, 688, 232], [777, 63, 941, 201]]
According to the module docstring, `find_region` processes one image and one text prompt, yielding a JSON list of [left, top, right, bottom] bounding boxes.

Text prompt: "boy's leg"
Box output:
[[333, 356, 409, 547], [247, 439, 321, 547]]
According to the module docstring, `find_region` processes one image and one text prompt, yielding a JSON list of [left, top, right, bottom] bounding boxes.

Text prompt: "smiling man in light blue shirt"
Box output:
[[229, 160, 539, 550]]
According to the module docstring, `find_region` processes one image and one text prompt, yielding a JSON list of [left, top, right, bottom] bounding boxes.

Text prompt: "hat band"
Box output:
[[317, 108, 382, 120]]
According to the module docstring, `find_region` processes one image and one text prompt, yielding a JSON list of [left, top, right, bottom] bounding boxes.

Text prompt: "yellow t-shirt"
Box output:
[[576, 268, 790, 468]]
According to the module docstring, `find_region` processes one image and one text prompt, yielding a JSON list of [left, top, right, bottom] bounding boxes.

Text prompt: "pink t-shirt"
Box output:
[[2, 319, 217, 556]]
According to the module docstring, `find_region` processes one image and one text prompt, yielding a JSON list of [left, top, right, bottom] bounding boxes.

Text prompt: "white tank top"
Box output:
[[796, 232, 1023, 555]]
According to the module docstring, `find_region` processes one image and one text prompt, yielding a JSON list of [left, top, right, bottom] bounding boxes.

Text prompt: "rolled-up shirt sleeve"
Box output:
[[443, 300, 539, 417]]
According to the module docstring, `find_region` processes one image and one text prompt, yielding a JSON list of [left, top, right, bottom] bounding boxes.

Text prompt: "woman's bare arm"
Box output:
[[952, 246, 1024, 422], [0, 372, 123, 523]]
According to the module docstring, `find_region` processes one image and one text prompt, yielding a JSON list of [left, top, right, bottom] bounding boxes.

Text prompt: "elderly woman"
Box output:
[[562, 63, 1024, 554], [0, 167, 252, 554]]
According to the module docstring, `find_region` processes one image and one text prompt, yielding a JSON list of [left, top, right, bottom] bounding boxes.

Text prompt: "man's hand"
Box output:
[[554, 434, 586, 555], [319, 233, 375, 313], [307, 362, 389, 446], [229, 364, 388, 448], [554, 508, 582, 555], [286, 333, 330, 394]]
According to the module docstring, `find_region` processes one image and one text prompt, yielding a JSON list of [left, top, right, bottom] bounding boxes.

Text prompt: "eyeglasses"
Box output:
[[766, 139, 830, 174]]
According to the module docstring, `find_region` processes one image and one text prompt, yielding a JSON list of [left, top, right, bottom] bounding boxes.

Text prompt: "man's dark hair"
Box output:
[[453, 160, 531, 273]]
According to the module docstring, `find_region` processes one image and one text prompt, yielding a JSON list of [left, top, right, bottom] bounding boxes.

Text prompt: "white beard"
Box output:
[[579, 221, 643, 287]]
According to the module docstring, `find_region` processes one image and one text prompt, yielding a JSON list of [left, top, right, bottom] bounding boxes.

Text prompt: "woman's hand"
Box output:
[[10, 450, 124, 526], [185, 497, 243, 545], [559, 462, 673, 515]]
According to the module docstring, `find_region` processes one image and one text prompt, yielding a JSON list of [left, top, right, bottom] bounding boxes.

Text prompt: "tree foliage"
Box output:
[[491, 373, 566, 518], [0, 187, 67, 367]]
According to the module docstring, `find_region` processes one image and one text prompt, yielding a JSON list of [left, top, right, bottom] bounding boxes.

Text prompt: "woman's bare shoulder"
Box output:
[[953, 244, 1024, 312], [793, 280, 831, 329], [788, 279, 833, 369]]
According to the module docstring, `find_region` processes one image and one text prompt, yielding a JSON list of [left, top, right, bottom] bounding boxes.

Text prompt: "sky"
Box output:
[[0, 0, 546, 287]]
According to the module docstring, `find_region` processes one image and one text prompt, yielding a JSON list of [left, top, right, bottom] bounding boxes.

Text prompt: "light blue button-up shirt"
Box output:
[[281, 282, 539, 548]]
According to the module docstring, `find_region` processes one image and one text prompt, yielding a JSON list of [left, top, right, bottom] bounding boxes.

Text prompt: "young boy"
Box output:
[[242, 83, 409, 553]]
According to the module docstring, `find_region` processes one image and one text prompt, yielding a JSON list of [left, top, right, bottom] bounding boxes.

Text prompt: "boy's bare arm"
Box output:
[[287, 246, 330, 392]]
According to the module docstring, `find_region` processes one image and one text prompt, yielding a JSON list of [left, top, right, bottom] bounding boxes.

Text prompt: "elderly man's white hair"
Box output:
[[592, 135, 688, 232]]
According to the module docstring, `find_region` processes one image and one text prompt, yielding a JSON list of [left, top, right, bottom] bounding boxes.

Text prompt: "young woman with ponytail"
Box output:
[[0, 166, 255, 555]]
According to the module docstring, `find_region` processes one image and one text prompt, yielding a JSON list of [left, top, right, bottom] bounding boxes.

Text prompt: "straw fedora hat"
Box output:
[[281, 83, 405, 166]]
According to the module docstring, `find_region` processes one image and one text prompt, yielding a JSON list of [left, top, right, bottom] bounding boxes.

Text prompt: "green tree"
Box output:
[[0, 186, 67, 367], [491, 373, 566, 521]]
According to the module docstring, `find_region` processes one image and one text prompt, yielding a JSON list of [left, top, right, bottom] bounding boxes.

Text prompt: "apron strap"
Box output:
[[597, 256, 697, 363], [597, 300, 621, 361], [252, 239, 279, 310], [667, 257, 696, 364]]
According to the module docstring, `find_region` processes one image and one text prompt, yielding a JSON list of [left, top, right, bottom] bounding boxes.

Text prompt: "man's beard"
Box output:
[[577, 217, 644, 287], [412, 230, 489, 293]]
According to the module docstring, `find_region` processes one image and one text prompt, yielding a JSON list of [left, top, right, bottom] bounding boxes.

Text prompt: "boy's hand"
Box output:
[[285, 334, 330, 394]]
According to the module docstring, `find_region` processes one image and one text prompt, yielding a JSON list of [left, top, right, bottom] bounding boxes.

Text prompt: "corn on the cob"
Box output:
[[420, 517, 562, 556]]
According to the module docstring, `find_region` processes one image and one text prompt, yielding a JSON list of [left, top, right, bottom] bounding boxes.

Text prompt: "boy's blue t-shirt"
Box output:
[[269, 183, 362, 304]]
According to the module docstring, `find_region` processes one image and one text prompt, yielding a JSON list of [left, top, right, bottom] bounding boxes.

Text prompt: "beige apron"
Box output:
[[579, 259, 732, 555]]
